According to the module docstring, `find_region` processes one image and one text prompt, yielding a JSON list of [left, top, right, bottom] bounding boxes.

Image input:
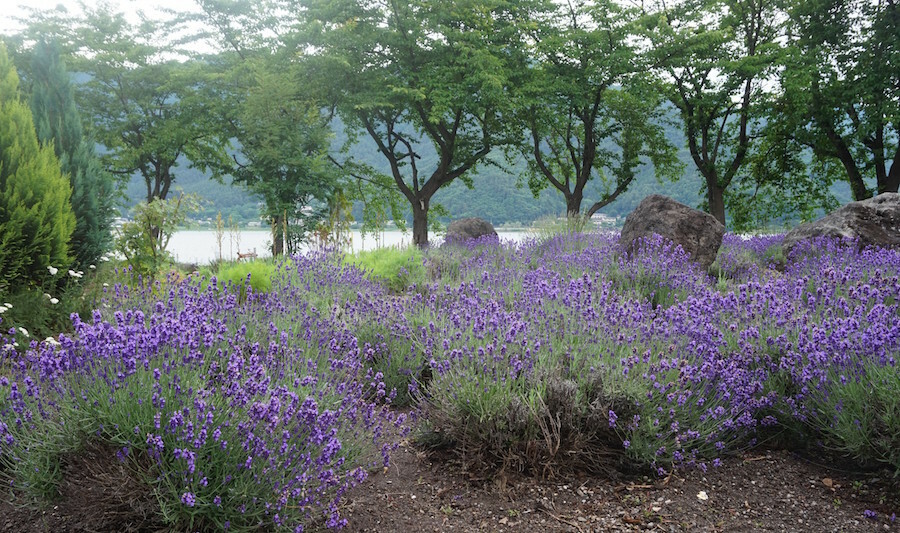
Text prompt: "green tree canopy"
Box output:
[[778, 0, 898, 200], [29, 40, 116, 268], [517, 0, 682, 219], [0, 43, 75, 288], [193, 0, 340, 256], [16, 3, 231, 204], [643, 0, 785, 226], [301, 0, 527, 247]]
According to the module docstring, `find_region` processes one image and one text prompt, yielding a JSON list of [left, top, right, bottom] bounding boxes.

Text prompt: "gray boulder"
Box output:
[[782, 192, 900, 255], [620, 194, 725, 270], [443, 217, 498, 246]]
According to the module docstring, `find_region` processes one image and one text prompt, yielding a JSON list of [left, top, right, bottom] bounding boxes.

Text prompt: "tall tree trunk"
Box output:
[[411, 197, 429, 249], [846, 164, 871, 201], [272, 213, 284, 257], [823, 124, 870, 200], [707, 177, 727, 227], [879, 145, 900, 194], [565, 190, 583, 219]]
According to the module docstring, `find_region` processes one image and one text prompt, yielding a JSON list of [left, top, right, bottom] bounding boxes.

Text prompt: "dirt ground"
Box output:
[[342, 438, 898, 532], [2, 432, 898, 532]]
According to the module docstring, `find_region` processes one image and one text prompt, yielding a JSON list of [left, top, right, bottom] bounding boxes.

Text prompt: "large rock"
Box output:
[[620, 194, 725, 270], [443, 217, 498, 246], [782, 192, 900, 255]]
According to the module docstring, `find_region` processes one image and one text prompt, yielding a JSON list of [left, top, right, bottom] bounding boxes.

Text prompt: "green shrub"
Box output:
[[803, 362, 900, 472], [30, 41, 116, 270], [0, 44, 75, 290], [343, 246, 426, 293], [763, 244, 785, 268], [216, 259, 276, 300], [115, 194, 200, 280], [0, 259, 108, 342], [420, 364, 634, 477]]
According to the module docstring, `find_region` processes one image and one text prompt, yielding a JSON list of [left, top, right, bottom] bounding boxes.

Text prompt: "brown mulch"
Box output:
[[1, 435, 897, 532]]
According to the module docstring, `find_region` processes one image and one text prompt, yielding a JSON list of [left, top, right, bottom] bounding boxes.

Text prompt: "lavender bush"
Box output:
[[0, 230, 897, 531], [0, 260, 405, 531], [411, 232, 899, 476]]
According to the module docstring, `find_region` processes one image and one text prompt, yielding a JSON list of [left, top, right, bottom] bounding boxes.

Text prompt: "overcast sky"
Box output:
[[0, 0, 200, 35]]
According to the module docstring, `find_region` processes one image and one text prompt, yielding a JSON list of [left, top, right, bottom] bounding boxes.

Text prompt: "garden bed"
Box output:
[[1, 232, 898, 531]]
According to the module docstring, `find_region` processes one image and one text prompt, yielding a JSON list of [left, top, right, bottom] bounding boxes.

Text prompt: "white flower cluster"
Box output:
[[50, 264, 85, 278], [0, 302, 10, 314]]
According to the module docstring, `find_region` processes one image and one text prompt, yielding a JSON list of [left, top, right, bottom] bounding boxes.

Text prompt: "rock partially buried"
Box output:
[[620, 194, 725, 271], [443, 217, 498, 246], [782, 192, 900, 255]]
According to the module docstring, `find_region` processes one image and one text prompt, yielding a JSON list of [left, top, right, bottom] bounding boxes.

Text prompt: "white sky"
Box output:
[[0, 0, 201, 35]]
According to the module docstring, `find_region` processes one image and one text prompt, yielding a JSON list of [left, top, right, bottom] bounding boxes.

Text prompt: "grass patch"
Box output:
[[210, 259, 276, 301], [343, 246, 426, 293]]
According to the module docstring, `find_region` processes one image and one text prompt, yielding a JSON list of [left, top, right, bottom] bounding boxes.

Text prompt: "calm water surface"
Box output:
[[168, 229, 530, 264]]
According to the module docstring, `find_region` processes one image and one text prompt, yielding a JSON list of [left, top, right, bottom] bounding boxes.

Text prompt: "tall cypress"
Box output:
[[29, 41, 115, 268], [0, 43, 75, 287]]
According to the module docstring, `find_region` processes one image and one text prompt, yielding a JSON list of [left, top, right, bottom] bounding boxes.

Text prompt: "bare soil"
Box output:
[[2, 432, 897, 532], [342, 438, 899, 532]]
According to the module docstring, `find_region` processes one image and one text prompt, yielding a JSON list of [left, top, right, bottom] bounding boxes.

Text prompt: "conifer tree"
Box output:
[[29, 40, 115, 268], [0, 43, 75, 288]]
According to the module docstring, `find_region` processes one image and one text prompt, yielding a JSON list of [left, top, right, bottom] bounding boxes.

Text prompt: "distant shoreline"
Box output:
[[167, 228, 535, 265], [172, 225, 536, 233]]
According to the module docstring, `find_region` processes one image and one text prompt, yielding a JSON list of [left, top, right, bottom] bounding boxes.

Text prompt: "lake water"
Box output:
[[168, 229, 532, 265]]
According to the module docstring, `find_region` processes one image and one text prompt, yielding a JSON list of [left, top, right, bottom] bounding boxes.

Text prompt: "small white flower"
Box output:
[[100, 256, 110, 262], [0, 306, 7, 314], [18, 327, 29, 338], [102, 283, 109, 288], [48, 265, 59, 275], [44, 336, 60, 346], [44, 293, 52, 299], [68, 269, 83, 278], [89, 264, 96, 269], [50, 297, 59, 305], [3, 303, 10, 308]]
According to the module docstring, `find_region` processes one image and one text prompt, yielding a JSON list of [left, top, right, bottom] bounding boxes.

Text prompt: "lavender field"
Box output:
[[1, 232, 898, 531]]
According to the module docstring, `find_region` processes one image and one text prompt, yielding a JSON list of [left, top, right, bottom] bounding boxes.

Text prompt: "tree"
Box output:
[[644, 0, 784, 226], [18, 3, 230, 204], [29, 40, 116, 268], [116, 192, 199, 278], [303, 0, 525, 247], [224, 59, 337, 256], [726, 95, 838, 231], [192, 0, 340, 257], [518, 0, 681, 219], [0, 43, 75, 288], [779, 0, 898, 200]]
